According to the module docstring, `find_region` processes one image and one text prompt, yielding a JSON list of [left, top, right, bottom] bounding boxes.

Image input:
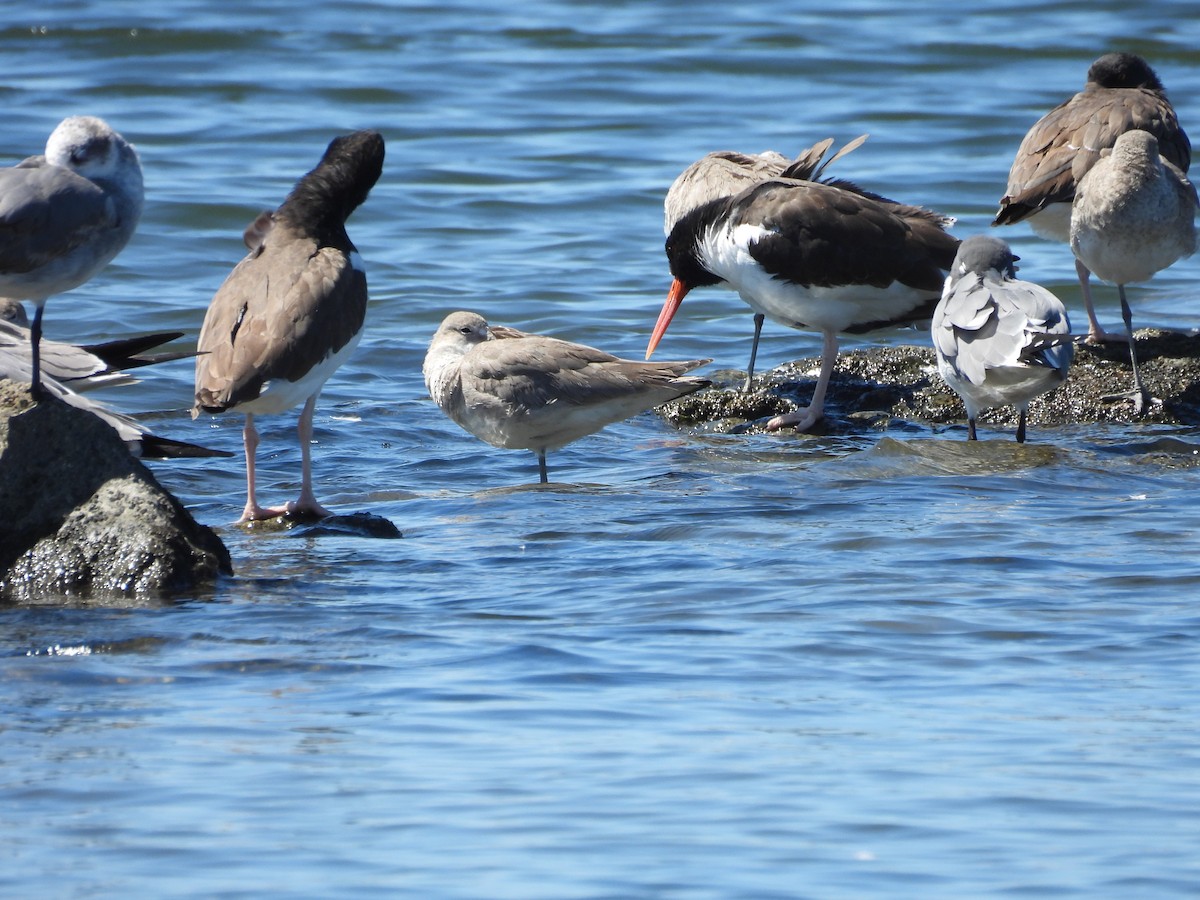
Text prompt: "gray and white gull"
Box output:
[[933, 235, 1073, 442], [0, 117, 144, 397]]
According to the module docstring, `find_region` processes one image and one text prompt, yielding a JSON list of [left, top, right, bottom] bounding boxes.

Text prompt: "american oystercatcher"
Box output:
[[651, 175, 957, 432], [662, 135, 866, 390]]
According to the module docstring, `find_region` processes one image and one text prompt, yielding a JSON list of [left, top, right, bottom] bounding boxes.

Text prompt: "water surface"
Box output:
[[3, 2, 1200, 896]]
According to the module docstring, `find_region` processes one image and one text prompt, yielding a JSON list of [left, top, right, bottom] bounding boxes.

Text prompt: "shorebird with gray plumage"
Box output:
[[1069, 129, 1198, 415], [663, 135, 866, 390], [933, 235, 1073, 442], [0, 116, 144, 399], [993, 52, 1190, 343], [424, 311, 710, 484], [193, 130, 384, 522]]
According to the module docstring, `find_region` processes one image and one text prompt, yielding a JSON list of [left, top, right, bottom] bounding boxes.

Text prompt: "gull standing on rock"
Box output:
[[933, 235, 1073, 442], [1070, 129, 1198, 415], [0, 116, 144, 398], [651, 175, 957, 433], [662, 135, 867, 391], [424, 311, 710, 484], [993, 52, 1190, 343], [193, 130, 385, 522]]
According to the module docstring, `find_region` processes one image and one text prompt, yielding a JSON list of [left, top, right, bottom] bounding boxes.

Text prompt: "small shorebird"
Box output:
[[993, 52, 1191, 342], [933, 235, 1073, 442], [193, 130, 385, 522], [0, 117, 144, 398], [663, 135, 867, 390], [424, 311, 710, 484], [651, 176, 957, 432], [1070, 129, 1198, 415]]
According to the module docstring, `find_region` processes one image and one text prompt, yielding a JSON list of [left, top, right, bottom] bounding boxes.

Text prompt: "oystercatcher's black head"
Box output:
[[664, 199, 726, 291]]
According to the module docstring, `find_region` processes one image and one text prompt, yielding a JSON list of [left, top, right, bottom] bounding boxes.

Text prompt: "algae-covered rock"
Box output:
[[659, 329, 1200, 434], [0, 379, 232, 604]]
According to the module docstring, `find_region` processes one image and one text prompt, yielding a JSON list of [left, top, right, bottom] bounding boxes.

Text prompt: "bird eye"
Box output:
[[458, 326, 473, 335]]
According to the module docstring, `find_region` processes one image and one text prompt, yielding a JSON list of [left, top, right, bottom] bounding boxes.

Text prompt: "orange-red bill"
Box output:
[[645, 278, 690, 360]]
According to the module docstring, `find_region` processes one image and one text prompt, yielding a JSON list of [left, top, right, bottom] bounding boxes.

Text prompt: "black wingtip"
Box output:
[[137, 434, 235, 460]]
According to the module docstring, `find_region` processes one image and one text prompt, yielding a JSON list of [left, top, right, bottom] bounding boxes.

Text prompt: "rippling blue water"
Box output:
[[4, 2, 1200, 896]]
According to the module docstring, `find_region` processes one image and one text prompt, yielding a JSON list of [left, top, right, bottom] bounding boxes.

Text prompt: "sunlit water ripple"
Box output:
[[3, 2, 1200, 897]]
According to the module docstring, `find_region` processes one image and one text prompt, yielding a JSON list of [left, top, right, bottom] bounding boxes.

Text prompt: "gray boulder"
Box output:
[[0, 379, 232, 604]]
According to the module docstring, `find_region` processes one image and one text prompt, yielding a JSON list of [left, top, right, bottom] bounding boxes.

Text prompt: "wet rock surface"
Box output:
[[240, 510, 403, 539], [660, 328, 1200, 436], [0, 379, 233, 605]]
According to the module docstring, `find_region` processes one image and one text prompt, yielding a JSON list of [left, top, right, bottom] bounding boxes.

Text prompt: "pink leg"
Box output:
[[239, 413, 285, 522], [1078, 259, 1126, 345], [285, 394, 333, 519], [766, 330, 838, 432]]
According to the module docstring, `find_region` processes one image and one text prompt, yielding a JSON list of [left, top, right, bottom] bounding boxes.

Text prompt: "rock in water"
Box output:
[[0, 380, 232, 603]]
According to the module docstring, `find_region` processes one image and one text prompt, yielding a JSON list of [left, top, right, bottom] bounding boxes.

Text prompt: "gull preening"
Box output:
[[993, 52, 1191, 343], [424, 311, 710, 484], [662, 135, 867, 390], [193, 130, 385, 522], [0, 116, 144, 398], [933, 235, 1073, 442], [652, 173, 958, 432], [1070, 129, 1198, 415]]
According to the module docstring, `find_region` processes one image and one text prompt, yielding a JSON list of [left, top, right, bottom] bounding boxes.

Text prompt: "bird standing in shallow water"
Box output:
[[0, 116, 144, 399], [662, 136, 867, 391], [651, 175, 957, 433], [933, 235, 1073, 442], [424, 311, 710, 484], [194, 130, 384, 523], [993, 52, 1191, 343], [1070, 129, 1198, 416]]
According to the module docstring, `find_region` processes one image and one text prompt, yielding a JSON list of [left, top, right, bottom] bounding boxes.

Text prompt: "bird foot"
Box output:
[[237, 498, 333, 524], [1079, 328, 1129, 346], [1101, 388, 1159, 417], [238, 502, 291, 524], [284, 498, 334, 521], [766, 407, 823, 433]]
